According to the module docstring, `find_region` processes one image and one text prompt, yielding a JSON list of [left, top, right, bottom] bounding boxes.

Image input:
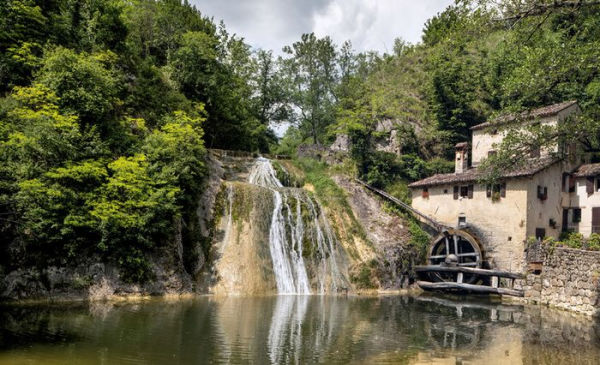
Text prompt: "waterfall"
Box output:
[[245, 157, 344, 294]]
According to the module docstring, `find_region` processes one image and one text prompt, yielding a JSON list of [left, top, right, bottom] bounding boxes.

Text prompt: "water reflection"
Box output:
[[0, 295, 599, 364]]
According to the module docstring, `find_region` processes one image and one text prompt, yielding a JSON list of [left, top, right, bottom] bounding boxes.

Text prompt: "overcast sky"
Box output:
[[191, 0, 454, 54]]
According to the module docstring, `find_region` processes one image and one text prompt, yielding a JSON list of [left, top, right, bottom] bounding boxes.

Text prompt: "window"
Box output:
[[443, 189, 448, 194], [596, 177, 600, 192], [593, 207, 600, 233], [460, 186, 469, 198], [573, 208, 581, 223], [537, 185, 548, 200], [562, 173, 576, 193], [586, 177, 595, 195], [488, 150, 497, 158], [535, 228, 546, 241], [422, 187, 429, 199], [486, 183, 506, 200], [454, 185, 473, 199]]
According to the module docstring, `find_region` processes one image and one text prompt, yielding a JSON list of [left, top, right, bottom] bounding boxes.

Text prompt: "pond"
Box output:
[[1, 295, 599, 364]]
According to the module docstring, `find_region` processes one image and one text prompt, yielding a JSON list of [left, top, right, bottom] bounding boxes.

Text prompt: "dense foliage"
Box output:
[[0, 0, 279, 280], [2, 0, 599, 282], [325, 0, 600, 187]]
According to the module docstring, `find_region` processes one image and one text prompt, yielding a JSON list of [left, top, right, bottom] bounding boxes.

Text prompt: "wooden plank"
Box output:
[[457, 272, 463, 283], [415, 296, 523, 312], [417, 281, 524, 297], [415, 265, 524, 279]]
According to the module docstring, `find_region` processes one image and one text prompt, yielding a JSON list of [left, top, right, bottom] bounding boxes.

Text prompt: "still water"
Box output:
[[1, 295, 599, 364]]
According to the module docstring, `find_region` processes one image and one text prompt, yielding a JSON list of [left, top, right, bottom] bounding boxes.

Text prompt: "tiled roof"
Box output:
[[574, 163, 600, 177], [470, 101, 578, 131], [408, 156, 559, 188]]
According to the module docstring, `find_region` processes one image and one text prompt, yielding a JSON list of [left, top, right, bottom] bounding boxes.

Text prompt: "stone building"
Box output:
[[408, 101, 588, 271]]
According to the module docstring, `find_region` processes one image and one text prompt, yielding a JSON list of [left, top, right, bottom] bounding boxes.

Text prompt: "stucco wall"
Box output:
[[471, 129, 505, 166], [471, 104, 581, 167], [564, 178, 600, 237], [411, 180, 529, 272], [525, 162, 564, 240]]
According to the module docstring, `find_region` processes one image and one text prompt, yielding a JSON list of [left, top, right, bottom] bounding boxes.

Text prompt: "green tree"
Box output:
[[281, 33, 338, 145], [36, 47, 121, 130]]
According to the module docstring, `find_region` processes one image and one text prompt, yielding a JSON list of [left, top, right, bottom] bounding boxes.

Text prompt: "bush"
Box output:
[[408, 221, 430, 260], [561, 232, 584, 249], [587, 233, 600, 251], [364, 151, 400, 188]]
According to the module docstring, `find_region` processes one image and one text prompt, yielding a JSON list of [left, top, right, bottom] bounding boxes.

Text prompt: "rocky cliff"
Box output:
[[1, 151, 418, 301]]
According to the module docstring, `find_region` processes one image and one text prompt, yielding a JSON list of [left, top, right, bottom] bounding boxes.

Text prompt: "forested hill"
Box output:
[[0, 0, 279, 281], [1, 0, 599, 285]]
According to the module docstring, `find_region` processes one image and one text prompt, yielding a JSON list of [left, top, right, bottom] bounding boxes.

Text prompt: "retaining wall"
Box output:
[[518, 247, 600, 316]]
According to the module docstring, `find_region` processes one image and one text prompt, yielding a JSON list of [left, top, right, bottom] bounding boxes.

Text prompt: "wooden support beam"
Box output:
[[457, 272, 464, 284], [415, 265, 524, 279], [491, 276, 499, 288], [354, 179, 447, 232], [417, 281, 524, 297]]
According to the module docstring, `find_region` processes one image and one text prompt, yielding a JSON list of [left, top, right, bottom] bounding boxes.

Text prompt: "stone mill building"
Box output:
[[408, 101, 600, 272]]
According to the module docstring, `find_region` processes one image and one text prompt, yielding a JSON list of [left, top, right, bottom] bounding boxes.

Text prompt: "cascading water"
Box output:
[[246, 157, 345, 294]]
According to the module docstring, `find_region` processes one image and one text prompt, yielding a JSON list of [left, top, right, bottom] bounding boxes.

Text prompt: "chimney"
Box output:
[[455, 142, 468, 174]]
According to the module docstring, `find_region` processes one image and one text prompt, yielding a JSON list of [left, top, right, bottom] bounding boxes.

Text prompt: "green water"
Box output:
[[1, 295, 599, 364]]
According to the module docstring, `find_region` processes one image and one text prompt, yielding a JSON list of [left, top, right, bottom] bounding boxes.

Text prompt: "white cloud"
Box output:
[[313, 0, 454, 53], [192, 0, 453, 54]]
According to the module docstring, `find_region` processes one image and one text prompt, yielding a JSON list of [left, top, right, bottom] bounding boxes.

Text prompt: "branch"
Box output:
[[498, 1, 600, 21]]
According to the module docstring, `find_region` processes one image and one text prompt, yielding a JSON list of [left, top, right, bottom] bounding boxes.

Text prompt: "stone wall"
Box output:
[[518, 247, 600, 316]]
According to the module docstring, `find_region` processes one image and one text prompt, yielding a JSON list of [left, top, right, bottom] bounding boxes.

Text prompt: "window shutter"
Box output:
[[500, 183, 506, 198], [587, 177, 594, 195], [569, 175, 576, 192], [543, 187, 548, 200], [562, 209, 569, 230], [593, 207, 600, 233], [453, 186, 459, 200], [467, 185, 474, 199]]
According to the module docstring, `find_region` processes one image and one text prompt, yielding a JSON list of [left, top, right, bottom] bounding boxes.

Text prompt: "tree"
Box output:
[[0, 0, 47, 92], [36, 47, 121, 130], [252, 49, 290, 128], [281, 33, 338, 145]]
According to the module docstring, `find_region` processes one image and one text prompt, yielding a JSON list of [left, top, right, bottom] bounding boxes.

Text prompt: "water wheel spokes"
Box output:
[[427, 229, 482, 283]]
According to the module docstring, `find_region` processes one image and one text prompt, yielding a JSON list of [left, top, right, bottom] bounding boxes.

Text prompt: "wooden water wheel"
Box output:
[[427, 229, 483, 284]]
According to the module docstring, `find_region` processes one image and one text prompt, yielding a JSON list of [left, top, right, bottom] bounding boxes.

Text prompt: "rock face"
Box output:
[[1, 257, 192, 301], [332, 175, 416, 289], [0, 151, 414, 301], [207, 159, 352, 295], [517, 247, 600, 316]]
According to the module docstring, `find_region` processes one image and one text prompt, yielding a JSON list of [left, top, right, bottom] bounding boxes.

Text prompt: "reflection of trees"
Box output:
[[1, 296, 600, 364]]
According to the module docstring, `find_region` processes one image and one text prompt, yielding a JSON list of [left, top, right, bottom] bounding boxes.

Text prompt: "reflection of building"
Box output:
[[408, 101, 598, 271]]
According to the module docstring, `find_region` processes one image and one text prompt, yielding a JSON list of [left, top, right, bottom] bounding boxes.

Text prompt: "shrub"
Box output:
[[561, 232, 584, 249], [408, 221, 430, 260], [587, 233, 600, 251]]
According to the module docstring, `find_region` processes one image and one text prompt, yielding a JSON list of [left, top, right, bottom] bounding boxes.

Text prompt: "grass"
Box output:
[[292, 157, 371, 252]]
